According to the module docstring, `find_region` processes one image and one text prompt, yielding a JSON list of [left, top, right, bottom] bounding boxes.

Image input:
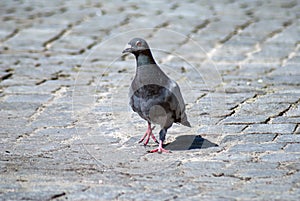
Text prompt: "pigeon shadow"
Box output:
[[164, 135, 218, 151]]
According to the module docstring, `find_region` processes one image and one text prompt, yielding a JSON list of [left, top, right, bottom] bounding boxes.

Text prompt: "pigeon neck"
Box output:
[[135, 50, 156, 67]]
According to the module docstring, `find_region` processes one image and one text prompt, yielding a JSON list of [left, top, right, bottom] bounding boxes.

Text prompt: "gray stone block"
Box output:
[[244, 124, 296, 134], [228, 143, 283, 153], [276, 135, 300, 143]]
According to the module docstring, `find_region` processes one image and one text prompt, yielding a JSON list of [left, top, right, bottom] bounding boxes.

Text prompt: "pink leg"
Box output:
[[150, 131, 157, 141], [138, 122, 158, 146], [138, 132, 148, 144], [149, 140, 171, 153]]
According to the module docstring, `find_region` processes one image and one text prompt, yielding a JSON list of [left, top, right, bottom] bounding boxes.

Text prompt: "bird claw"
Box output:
[[148, 147, 171, 154], [138, 124, 158, 146]]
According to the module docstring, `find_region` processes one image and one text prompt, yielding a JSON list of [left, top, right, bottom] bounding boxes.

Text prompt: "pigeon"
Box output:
[[122, 38, 191, 153]]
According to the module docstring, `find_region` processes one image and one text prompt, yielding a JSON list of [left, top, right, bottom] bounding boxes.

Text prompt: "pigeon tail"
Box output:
[[179, 113, 191, 127], [181, 120, 191, 127]]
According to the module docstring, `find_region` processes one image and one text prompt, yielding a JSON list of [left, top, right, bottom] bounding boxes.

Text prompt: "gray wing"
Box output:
[[167, 79, 191, 127]]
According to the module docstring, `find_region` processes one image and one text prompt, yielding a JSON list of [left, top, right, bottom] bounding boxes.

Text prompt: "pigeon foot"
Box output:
[[148, 147, 171, 153], [148, 140, 171, 153], [138, 123, 158, 146]]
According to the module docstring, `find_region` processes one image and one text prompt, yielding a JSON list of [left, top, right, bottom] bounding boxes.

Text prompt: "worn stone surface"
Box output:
[[1, 0, 300, 200]]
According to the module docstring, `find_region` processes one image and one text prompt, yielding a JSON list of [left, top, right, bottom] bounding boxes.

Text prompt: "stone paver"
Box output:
[[1, 0, 300, 200]]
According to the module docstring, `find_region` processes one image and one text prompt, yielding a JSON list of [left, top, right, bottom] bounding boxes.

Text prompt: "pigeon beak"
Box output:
[[122, 48, 132, 54], [122, 44, 133, 54]]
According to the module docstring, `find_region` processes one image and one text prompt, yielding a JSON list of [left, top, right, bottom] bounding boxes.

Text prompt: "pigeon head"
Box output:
[[122, 38, 150, 55]]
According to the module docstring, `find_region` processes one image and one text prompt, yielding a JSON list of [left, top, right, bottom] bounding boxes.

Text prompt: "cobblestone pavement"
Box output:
[[1, 0, 300, 200]]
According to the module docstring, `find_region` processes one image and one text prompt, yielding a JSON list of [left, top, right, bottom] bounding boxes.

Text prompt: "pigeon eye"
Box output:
[[136, 41, 142, 47]]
